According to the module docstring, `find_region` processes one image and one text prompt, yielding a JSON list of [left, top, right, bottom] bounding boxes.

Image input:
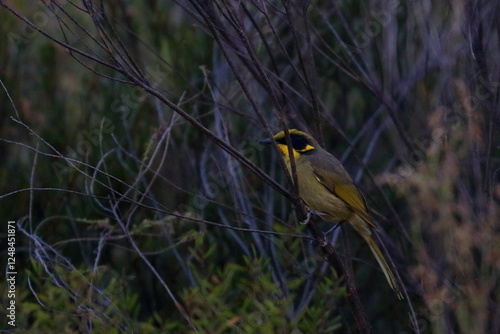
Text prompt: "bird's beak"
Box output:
[[259, 138, 272, 144]]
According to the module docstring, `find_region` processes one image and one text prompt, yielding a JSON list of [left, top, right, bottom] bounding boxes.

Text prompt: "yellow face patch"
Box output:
[[277, 143, 300, 160], [296, 144, 315, 153], [277, 142, 315, 161], [271, 130, 316, 160]]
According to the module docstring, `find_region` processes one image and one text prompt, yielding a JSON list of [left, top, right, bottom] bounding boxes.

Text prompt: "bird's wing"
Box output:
[[312, 162, 377, 229]]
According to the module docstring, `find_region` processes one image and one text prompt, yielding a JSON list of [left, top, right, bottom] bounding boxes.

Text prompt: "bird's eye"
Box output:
[[290, 134, 309, 150], [274, 132, 315, 152]]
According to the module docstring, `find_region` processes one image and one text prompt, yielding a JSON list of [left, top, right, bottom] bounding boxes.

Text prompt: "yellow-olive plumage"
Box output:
[[262, 129, 403, 299]]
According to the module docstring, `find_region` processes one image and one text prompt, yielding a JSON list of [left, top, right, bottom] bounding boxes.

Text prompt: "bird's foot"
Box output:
[[319, 237, 328, 247], [300, 207, 320, 225]]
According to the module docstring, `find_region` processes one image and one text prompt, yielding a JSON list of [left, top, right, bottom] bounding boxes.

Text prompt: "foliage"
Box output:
[[378, 84, 500, 333], [11, 261, 155, 333]]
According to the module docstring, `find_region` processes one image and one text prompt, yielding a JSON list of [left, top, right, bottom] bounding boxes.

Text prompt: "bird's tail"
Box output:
[[351, 215, 404, 299]]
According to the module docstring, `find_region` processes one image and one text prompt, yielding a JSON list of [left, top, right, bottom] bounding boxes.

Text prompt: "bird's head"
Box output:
[[260, 129, 319, 160]]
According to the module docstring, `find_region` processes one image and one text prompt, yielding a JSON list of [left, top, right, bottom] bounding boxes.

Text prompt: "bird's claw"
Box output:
[[300, 207, 316, 225], [319, 238, 328, 247]]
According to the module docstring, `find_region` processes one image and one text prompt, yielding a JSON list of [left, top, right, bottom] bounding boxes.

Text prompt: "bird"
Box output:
[[260, 129, 403, 299]]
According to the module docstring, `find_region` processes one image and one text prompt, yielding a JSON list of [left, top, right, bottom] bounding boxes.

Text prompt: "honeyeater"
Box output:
[[261, 129, 403, 299]]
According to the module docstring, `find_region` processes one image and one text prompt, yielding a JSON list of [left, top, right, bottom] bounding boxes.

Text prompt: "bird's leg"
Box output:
[[332, 220, 345, 230], [324, 220, 346, 234], [320, 221, 345, 246]]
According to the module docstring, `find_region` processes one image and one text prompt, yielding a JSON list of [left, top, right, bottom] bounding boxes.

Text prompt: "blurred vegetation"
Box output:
[[1, 0, 499, 333]]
